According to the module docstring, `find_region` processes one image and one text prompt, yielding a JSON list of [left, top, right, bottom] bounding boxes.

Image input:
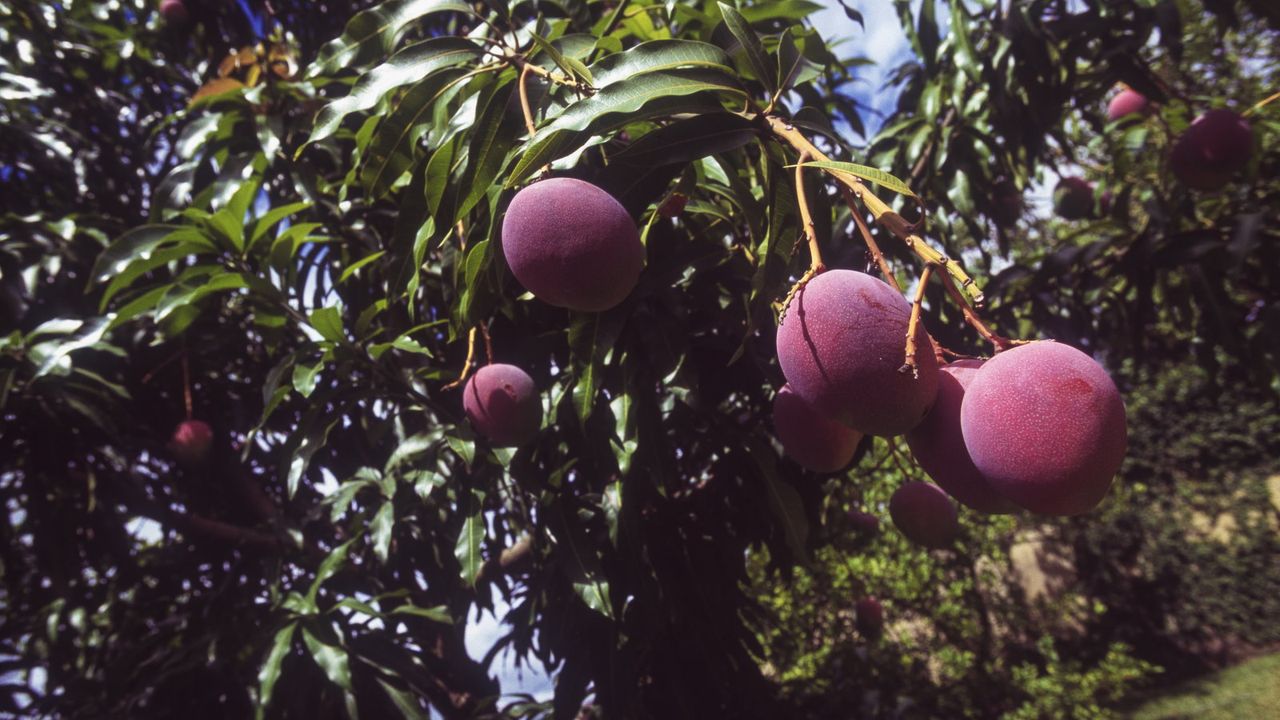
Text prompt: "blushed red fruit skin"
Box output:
[[848, 509, 880, 535], [960, 341, 1127, 516], [1107, 89, 1148, 121], [1054, 177, 1095, 220], [855, 597, 884, 638], [160, 0, 190, 25], [906, 360, 1018, 514], [463, 364, 542, 447], [772, 385, 862, 472], [775, 270, 939, 437], [889, 481, 960, 548], [1171, 109, 1253, 191], [501, 178, 644, 312], [168, 419, 213, 466]]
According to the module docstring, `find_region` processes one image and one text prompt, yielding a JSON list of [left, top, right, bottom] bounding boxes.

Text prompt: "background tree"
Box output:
[[0, 1, 1276, 720]]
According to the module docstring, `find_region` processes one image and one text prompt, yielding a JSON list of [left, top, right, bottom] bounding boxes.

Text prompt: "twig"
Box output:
[[518, 63, 538, 137], [140, 349, 185, 385], [936, 266, 1021, 352], [764, 115, 985, 305], [777, 264, 823, 324], [843, 185, 900, 292], [899, 264, 935, 378], [794, 152, 824, 272], [1244, 89, 1280, 117], [443, 327, 480, 390], [480, 322, 494, 365], [500, 52, 584, 92]]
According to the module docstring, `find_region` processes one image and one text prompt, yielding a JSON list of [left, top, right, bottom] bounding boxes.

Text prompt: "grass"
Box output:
[[1128, 652, 1280, 719]]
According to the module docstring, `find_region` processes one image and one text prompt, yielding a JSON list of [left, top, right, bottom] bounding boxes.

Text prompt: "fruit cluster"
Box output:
[[772, 270, 1127, 547], [1055, 89, 1255, 220], [458, 172, 1130, 553]]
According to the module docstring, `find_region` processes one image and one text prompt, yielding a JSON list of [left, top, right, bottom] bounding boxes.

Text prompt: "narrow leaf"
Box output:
[[796, 160, 919, 199], [455, 506, 485, 586], [307, 37, 482, 148], [302, 626, 354, 692], [309, 0, 474, 78], [718, 2, 776, 96], [257, 622, 297, 712]]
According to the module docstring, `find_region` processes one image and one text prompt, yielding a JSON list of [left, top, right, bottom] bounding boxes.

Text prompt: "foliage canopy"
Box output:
[[1, 0, 1277, 718]]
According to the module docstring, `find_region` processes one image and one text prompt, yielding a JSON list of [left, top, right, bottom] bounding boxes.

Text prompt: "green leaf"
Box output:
[[776, 27, 824, 94], [338, 250, 387, 284], [309, 306, 345, 343], [587, 39, 734, 89], [107, 285, 171, 329], [307, 37, 483, 148], [270, 223, 325, 270], [738, 0, 824, 23], [795, 160, 919, 199], [92, 225, 189, 284], [389, 604, 452, 623], [507, 69, 742, 185], [331, 597, 383, 618], [376, 678, 430, 720], [371, 502, 395, 563], [309, 0, 475, 78], [99, 242, 209, 311], [445, 428, 475, 467], [247, 201, 312, 250], [302, 626, 354, 693], [610, 113, 758, 167], [718, 2, 776, 97], [572, 580, 612, 618], [568, 309, 627, 426], [307, 537, 358, 608], [528, 30, 593, 85], [257, 622, 297, 714], [154, 271, 249, 323], [360, 67, 474, 198], [292, 359, 322, 398], [455, 504, 485, 586], [746, 439, 809, 563], [285, 411, 340, 499], [453, 79, 523, 220]]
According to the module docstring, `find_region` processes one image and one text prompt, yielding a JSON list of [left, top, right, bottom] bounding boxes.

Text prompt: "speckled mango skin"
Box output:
[[463, 364, 542, 447], [960, 341, 1127, 516], [501, 178, 644, 312], [775, 269, 939, 437], [907, 360, 1018, 514], [772, 384, 862, 473], [889, 481, 959, 549], [1171, 109, 1253, 191]]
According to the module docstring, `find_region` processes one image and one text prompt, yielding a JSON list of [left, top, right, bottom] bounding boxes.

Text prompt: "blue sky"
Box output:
[[812, 0, 917, 137]]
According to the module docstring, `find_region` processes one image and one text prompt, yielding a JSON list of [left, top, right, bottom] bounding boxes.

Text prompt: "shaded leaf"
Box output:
[[507, 69, 743, 185], [610, 113, 758, 167], [302, 626, 354, 693], [257, 622, 297, 713], [309, 0, 474, 78], [307, 37, 482, 148]]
